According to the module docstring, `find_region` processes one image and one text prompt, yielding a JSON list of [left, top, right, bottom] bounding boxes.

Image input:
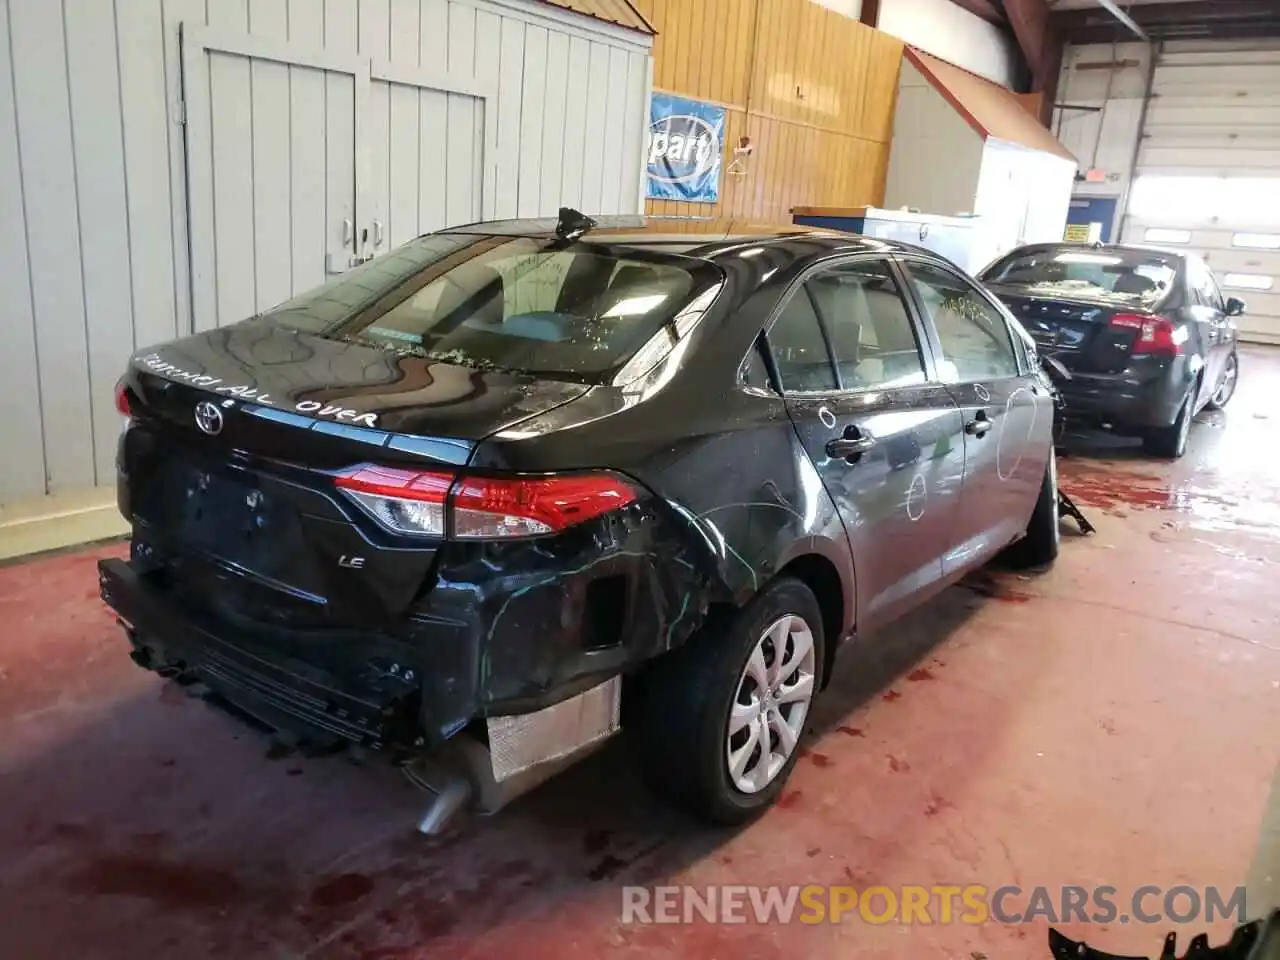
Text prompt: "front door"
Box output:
[[1186, 256, 1230, 407], [898, 258, 1052, 575], [767, 257, 968, 633]]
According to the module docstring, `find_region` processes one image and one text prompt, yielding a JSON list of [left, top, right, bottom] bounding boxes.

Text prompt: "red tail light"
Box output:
[[334, 465, 638, 539], [1110, 313, 1183, 356], [114, 379, 132, 418]]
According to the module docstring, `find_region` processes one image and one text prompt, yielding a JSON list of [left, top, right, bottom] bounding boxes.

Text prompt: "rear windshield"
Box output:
[[259, 234, 721, 381], [982, 247, 1178, 304]]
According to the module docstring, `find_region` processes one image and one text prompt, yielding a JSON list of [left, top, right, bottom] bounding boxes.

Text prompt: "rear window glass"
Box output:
[[982, 248, 1177, 305], [259, 234, 720, 381]]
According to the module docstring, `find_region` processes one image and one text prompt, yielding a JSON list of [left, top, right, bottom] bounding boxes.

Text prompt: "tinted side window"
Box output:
[[767, 290, 837, 392], [739, 343, 773, 391], [804, 260, 927, 389], [905, 261, 1019, 382], [1188, 258, 1224, 311]]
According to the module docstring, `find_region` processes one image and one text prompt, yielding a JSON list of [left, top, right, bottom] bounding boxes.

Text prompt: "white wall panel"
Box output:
[[66, 0, 137, 485], [0, 0, 45, 501], [0, 0, 650, 503], [7, 0, 94, 492], [877, 0, 1017, 88], [884, 61, 984, 217]]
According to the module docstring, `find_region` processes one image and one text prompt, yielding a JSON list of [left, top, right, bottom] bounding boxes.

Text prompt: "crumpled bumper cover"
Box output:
[[98, 500, 710, 752]]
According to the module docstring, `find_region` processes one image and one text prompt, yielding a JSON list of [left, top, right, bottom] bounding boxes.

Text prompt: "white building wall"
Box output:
[[971, 138, 1074, 270], [0, 0, 651, 503], [1053, 41, 1151, 198], [877, 0, 1018, 88], [884, 62, 985, 216]]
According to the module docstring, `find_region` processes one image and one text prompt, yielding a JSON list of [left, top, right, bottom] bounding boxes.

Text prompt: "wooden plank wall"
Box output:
[[631, 0, 904, 226]]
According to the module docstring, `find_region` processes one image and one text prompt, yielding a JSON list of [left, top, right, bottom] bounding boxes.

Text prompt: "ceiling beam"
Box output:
[[996, 0, 1064, 123], [1054, 0, 1280, 34], [945, 0, 1006, 26], [1066, 19, 1280, 44], [1092, 0, 1148, 40]]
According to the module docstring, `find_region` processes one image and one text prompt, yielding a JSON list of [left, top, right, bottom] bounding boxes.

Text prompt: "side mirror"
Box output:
[[1225, 296, 1247, 317], [1040, 353, 1072, 383]]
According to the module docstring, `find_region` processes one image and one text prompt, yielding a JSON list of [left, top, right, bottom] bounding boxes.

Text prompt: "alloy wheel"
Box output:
[[726, 614, 817, 794], [1177, 396, 1192, 455], [1212, 355, 1238, 407]]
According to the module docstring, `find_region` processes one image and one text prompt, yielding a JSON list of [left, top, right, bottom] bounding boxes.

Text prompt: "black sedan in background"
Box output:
[[101, 213, 1059, 825], [980, 243, 1245, 458]]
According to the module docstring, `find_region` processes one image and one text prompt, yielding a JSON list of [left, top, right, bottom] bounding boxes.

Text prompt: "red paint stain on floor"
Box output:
[[882, 689, 902, 702], [310, 872, 375, 908], [886, 755, 911, 773], [64, 854, 245, 910], [958, 570, 1033, 603], [777, 790, 804, 810], [923, 793, 953, 817], [907, 667, 936, 682], [836, 725, 866, 738]]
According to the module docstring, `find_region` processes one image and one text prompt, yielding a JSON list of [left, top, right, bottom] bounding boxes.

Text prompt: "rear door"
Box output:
[[1185, 256, 1230, 406], [766, 256, 968, 632], [898, 258, 1052, 574]]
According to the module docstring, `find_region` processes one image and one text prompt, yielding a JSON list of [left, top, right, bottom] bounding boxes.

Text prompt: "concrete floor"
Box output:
[[1, 348, 1278, 959]]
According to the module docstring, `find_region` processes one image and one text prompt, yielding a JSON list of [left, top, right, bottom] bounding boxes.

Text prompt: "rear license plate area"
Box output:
[[142, 462, 306, 583]]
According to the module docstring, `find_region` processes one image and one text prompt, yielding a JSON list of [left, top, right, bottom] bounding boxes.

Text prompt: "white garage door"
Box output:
[[1119, 42, 1280, 344]]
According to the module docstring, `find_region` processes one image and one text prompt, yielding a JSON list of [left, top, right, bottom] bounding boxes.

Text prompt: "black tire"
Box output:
[[1001, 448, 1060, 569], [628, 577, 825, 824], [1143, 390, 1193, 459], [1206, 350, 1239, 411]]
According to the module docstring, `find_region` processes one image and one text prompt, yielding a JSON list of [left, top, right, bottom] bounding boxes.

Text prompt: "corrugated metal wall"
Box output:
[[0, 0, 651, 503], [632, 0, 904, 226]]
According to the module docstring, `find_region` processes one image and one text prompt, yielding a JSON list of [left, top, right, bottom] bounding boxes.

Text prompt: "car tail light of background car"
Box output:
[[1109, 313, 1187, 356], [114, 380, 132, 419], [334, 465, 639, 539]]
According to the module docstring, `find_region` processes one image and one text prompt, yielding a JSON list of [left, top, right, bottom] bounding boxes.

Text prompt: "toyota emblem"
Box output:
[[194, 400, 224, 435]]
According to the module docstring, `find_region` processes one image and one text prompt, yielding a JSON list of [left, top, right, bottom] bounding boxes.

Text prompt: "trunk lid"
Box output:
[[986, 283, 1149, 374], [126, 318, 590, 466], [121, 319, 589, 628]]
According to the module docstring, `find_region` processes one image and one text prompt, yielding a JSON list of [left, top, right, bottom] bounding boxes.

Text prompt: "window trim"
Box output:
[[893, 254, 1027, 383], [758, 253, 940, 398]]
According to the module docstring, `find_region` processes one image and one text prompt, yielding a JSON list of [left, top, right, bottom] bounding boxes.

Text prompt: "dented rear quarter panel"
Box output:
[[468, 244, 859, 645]]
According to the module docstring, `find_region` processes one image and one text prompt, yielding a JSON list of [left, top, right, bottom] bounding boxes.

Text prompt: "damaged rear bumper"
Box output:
[[100, 557, 422, 750]]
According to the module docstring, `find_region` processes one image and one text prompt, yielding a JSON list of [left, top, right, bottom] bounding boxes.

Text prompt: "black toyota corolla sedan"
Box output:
[[979, 242, 1245, 458], [101, 212, 1059, 825]]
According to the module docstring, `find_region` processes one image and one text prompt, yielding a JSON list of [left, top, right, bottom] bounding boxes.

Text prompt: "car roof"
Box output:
[[1001, 241, 1188, 262], [442, 214, 927, 262]]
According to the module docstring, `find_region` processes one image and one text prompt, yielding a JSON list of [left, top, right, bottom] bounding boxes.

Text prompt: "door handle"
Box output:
[[342, 218, 353, 248], [826, 427, 876, 462], [965, 410, 993, 437]]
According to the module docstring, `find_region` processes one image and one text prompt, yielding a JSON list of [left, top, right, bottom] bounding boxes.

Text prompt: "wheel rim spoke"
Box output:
[[749, 714, 773, 790], [729, 697, 760, 735], [728, 717, 761, 781], [776, 671, 814, 705], [745, 644, 769, 691], [769, 706, 798, 755], [765, 616, 792, 686], [774, 625, 813, 690]]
